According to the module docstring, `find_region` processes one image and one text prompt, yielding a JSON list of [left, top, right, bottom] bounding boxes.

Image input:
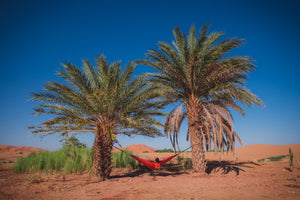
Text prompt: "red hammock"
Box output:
[[128, 154, 178, 170]]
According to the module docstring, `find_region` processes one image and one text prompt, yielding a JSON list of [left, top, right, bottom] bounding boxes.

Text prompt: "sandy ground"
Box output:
[[0, 144, 300, 200]]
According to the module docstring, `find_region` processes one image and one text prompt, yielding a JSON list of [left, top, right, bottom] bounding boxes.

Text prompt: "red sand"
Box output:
[[1, 144, 300, 199]]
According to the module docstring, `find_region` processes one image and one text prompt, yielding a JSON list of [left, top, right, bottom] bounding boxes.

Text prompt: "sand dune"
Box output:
[[236, 143, 300, 160], [205, 143, 300, 162], [0, 144, 45, 153], [116, 144, 157, 153], [0, 144, 45, 163]]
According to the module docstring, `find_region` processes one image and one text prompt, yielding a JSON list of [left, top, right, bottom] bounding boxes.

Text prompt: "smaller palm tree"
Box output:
[[30, 55, 164, 181]]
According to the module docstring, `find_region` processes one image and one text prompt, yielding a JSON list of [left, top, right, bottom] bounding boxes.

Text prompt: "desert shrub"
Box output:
[[177, 157, 193, 170], [112, 150, 138, 169], [142, 151, 149, 153], [257, 155, 287, 163], [289, 148, 294, 170]]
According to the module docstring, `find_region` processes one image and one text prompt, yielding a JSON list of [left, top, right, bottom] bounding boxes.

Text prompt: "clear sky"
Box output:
[[0, 0, 299, 150]]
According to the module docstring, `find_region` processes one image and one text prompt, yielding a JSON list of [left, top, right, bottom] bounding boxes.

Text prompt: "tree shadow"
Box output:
[[110, 164, 188, 179], [110, 160, 259, 179], [109, 169, 147, 179], [284, 167, 292, 172], [206, 160, 260, 175]]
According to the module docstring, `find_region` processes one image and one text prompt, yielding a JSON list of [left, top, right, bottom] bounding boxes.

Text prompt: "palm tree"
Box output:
[[138, 25, 264, 173], [30, 55, 164, 181]]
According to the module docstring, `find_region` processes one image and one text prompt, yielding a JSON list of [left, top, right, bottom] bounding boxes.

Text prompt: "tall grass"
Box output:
[[112, 150, 138, 169], [12, 148, 140, 174], [12, 147, 93, 174]]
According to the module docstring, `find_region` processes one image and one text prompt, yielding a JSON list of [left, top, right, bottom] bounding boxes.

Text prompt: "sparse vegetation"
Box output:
[[288, 148, 294, 170], [26, 174, 44, 184], [142, 151, 149, 153], [155, 149, 174, 153], [177, 157, 193, 170], [8, 160, 13, 163], [257, 155, 287, 163]]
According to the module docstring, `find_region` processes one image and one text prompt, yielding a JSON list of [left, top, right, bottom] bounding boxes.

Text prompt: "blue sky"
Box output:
[[0, 0, 299, 150]]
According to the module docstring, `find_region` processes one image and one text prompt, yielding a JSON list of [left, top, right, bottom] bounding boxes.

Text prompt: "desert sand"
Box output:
[[0, 143, 300, 199]]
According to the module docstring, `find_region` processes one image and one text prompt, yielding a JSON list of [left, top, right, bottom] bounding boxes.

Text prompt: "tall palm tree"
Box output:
[[138, 25, 264, 173], [30, 55, 164, 181]]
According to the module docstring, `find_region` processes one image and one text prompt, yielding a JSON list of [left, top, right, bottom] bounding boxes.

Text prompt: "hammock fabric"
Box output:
[[128, 154, 178, 170]]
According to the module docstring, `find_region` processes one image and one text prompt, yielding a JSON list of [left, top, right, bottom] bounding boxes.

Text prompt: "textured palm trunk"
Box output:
[[93, 128, 113, 181], [187, 97, 207, 173]]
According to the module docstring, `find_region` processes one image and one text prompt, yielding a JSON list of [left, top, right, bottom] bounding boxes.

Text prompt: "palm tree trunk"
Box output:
[[187, 97, 207, 173], [93, 128, 113, 181]]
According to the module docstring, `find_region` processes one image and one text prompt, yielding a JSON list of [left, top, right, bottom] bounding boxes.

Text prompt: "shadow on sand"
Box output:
[[110, 160, 260, 179], [206, 160, 260, 175], [110, 165, 188, 179]]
